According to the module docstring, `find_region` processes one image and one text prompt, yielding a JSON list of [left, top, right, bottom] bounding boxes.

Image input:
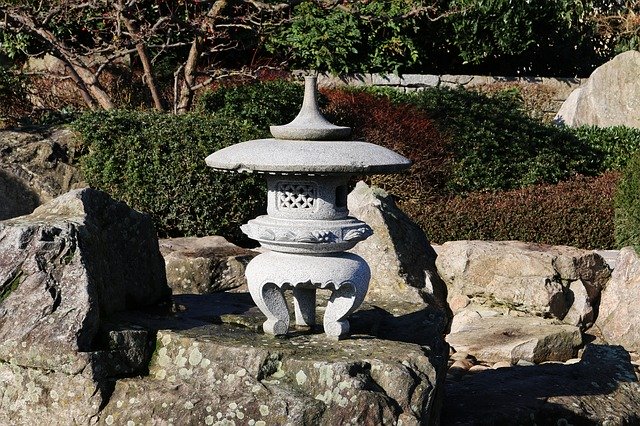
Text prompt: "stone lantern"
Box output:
[[206, 76, 410, 338]]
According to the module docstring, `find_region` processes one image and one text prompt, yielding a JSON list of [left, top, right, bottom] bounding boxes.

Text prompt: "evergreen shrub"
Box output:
[[615, 151, 640, 249], [414, 173, 619, 249], [72, 110, 266, 242], [401, 87, 602, 193], [198, 80, 306, 131], [573, 125, 640, 172]]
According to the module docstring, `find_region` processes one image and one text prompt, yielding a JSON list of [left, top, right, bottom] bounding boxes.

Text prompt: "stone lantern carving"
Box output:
[[206, 76, 410, 338]]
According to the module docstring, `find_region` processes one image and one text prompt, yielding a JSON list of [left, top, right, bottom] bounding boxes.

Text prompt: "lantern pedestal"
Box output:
[[246, 251, 370, 338]]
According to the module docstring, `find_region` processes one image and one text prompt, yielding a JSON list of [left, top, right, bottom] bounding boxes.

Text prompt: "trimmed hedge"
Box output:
[[71, 81, 640, 249], [198, 80, 307, 132], [411, 173, 619, 250], [72, 110, 266, 243], [322, 89, 451, 201], [615, 151, 640, 249], [574, 125, 640, 172], [397, 86, 602, 193]]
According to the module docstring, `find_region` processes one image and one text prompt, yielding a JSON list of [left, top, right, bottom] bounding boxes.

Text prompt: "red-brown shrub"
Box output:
[[322, 89, 452, 201], [409, 172, 620, 249]]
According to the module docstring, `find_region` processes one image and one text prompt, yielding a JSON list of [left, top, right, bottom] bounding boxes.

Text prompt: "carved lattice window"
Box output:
[[277, 182, 316, 209]]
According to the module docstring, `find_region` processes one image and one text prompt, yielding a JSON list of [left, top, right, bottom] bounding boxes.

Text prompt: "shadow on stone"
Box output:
[[0, 169, 39, 220], [442, 344, 640, 425]]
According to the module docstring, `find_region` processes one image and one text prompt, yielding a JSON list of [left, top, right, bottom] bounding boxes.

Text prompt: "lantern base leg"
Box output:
[[293, 286, 316, 327], [248, 281, 290, 335], [245, 251, 370, 338]]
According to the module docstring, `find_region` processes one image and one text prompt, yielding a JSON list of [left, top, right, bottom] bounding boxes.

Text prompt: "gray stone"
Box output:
[[596, 247, 640, 352], [442, 344, 640, 424], [401, 74, 440, 87], [159, 236, 257, 294], [0, 188, 170, 373], [0, 128, 85, 220], [446, 314, 582, 364], [0, 291, 447, 425], [554, 86, 583, 126], [205, 138, 411, 175], [555, 50, 640, 128], [435, 240, 610, 329], [347, 182, 450, 315], [371, 74, 403, 86]]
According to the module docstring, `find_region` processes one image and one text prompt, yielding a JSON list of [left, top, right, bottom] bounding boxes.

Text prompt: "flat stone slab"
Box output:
[[442, 344, 640, 424], [446, 313, 582, 364]]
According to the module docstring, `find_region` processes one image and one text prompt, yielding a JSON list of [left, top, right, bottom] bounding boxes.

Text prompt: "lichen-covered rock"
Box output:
[[0, 188, 171, 372], [0, 362, 105, 425], [0, 128, 84, 220], [436, 241, 610, 329], [99, 294, 447, 426], [348, 181, 449, 314], [596, 247, 640, 351], [159, 236, 257, 294], [555, 50, 640, 128]]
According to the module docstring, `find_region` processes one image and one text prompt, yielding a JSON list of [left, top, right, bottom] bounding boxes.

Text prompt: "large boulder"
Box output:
[[99, 294, 448, 426], [436, 241, 610, 329], [0, 128, 85, 220], [159, 236, 258, 294], [1, 291, 448, 425], [348, 181, 449, 313], [0, 188, 171, 373], [596, 247, 640, 351], [555, 50, 640, 128]]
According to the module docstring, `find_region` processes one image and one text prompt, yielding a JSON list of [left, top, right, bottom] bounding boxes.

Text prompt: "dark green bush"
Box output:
[[615, 151, 640, 249], [413, 173, 619, 249], [397, 87, 602, 193], [573, 125, 640, 172], [0, 65, 30, 127], [72, 110, 266, 242], [197, 80, 306, 132]]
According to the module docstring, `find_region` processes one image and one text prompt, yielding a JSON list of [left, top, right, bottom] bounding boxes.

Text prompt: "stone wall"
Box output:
[[314, 72, 585, 119]]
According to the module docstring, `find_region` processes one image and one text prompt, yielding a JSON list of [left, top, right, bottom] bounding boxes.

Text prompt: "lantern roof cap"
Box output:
[[205, 75, 411, 175]]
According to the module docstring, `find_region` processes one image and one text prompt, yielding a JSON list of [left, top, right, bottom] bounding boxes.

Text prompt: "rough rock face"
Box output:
[[0, 128, 85, 220], [0, 187, 447, 424], [447, 313, 582, 364], [436, 241, 610, 329], [0, 188, 171, 373], [596, 247, 640, 351], [442, 344, 640, 424], [555, 50, 640, 128], [159, 236, 257, 294], [348, 181, 449, 313], [1, 291, 448, 425], [104, 308, 444, 426]]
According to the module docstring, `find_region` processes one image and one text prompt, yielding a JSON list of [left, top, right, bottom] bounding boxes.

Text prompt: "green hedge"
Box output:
[[396, 87, 602, 193], [413, 173, 619, 249], [198, 80, 306, 131], [72, 110, 266, 242], [70, 82, 640, 250], [573, 125, 640, 172], [615, 151, 640, 249]]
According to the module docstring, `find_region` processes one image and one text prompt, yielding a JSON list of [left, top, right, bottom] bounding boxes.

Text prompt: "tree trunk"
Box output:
[[176, 37, 200, 114], [5, 10, 115, 110], [119, 14, 165, 111]]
